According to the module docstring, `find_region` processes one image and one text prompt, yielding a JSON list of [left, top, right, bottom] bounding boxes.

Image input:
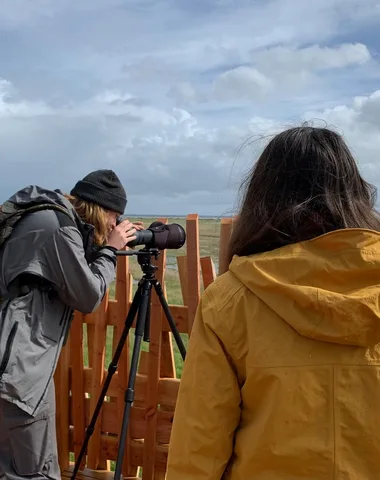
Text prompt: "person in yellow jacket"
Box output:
[[166, 125, 380, 479]]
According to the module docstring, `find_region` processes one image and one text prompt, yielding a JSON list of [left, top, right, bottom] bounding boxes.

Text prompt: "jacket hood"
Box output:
[[229, 229, 380, 347], [5, 185, 79, 222]]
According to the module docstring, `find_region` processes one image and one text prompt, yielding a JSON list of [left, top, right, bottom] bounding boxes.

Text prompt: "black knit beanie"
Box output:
[[70, 169, 127, 214]]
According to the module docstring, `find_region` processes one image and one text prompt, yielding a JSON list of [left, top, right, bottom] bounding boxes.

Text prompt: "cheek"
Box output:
[[106, 214, 116, 230]]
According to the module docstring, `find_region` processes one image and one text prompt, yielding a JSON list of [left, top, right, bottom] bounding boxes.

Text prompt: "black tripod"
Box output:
[[71, 247, 187, 479]]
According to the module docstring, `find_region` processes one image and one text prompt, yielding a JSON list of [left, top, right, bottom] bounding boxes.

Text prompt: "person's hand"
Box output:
[[106, 219, 137, 250], [133, 221, 144, 231]]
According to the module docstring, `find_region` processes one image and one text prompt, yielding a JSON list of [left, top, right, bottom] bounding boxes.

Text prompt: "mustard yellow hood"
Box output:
[[229, 228, 380, 347]]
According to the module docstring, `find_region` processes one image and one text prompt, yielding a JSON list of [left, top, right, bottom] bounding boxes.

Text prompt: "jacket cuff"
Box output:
[[94, 246, 117, 266]]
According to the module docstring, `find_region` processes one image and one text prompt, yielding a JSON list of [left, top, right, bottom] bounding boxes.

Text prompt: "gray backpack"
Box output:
[[0, 201, 75, 304], [0, 200, 73, 250]]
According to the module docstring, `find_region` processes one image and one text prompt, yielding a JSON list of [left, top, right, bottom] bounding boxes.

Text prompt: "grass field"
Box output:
[[84, 217, 224, 378]]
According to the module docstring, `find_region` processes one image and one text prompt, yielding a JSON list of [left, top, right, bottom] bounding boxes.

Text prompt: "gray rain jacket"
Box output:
[[0, 185, 117, 415]]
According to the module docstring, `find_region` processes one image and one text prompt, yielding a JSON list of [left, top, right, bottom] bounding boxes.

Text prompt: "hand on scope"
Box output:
[[106, 219, 137, 250], [132, 221, 144, 231]]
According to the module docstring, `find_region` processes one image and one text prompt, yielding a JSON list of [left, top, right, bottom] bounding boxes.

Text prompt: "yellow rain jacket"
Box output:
[[166, 229, 380, 479]]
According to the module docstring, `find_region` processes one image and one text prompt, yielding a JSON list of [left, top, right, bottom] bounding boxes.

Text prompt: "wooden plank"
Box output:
[[85, 326, 111, 466], [160, 281, 176, 379], [218, 217, 233, 275], [55, 336, 71, 470], [176, 256, 188, 306], [138, 350, 149, 377], [200, 256, 216, 289], [86, 324, 94, 368], [87, 293, 108, 469], [186, 214, 200, 333], [160, 331, 176, 379], [131, 406, 174, 445], [114, 249, 136, 477], [69, 398, 174, 446], [68, 433, 169, 471], [70, 312, 86, 470], [107, 300, 188, 333], [154, 472, 166, 480], [80, 368, 180, 406], [69, 397, 119, 435], [143, 218, 167, 479], [62, 465, 139, 479]]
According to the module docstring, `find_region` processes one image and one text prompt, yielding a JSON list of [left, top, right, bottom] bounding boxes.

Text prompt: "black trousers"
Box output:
[[0, 380, 60, 479]]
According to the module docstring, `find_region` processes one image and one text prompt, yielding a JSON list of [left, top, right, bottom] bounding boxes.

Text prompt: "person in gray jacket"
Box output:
[[0, 169, 141, 479]]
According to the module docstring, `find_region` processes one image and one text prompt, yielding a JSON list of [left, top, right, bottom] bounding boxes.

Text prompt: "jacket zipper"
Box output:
[[0, 321, 19, 377], [59, 306, 68, 326]]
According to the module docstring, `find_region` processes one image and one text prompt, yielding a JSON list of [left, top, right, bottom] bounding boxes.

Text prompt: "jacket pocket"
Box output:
[[40, 297, 66, 344], [9, 413, 52, 475], [0, 321, 19, 377]]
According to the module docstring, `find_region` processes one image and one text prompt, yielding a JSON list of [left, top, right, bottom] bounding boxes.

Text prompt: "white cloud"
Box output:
[[256, 43, 371, 71], [302, 90, 380, 180], [304, 89, 380, 130], [213, 67, 274, 101], [0, 0, 380, 215], [189, 43, 373, 104], [2, 72, 380, 213], [167, 83, 202, 106]]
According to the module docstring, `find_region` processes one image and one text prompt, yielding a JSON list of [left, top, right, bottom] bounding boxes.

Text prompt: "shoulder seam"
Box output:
[[219, 283, 246, 312], [205, 272, 247, 313]]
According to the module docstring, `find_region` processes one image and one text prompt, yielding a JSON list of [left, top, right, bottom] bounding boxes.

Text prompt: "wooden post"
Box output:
[[143, 218, 167, 479], [87, 293, 109, 469], [160, 279, 176, 379], [176, 256, 188, 306], [70, 312, 86, 469], [114, 249, 137, 478], [200, 256, 216, 289], [218, 217, 234, 275], [186, 214, 201, 334], [55, 337, 71, 470]]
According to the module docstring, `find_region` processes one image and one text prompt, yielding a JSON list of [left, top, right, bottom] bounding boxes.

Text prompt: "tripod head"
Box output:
[[115, 247, 161, 277]]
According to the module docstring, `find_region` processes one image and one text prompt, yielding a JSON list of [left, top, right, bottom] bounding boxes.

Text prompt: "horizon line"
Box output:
[[125, 213, 235, 218]]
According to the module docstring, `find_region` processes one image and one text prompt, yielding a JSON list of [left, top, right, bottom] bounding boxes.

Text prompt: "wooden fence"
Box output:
[[54, 214, 235, 479]]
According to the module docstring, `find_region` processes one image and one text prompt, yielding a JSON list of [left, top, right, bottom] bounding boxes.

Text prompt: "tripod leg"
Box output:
[[143, 285, 152, 342], [153, 280, 186, 361], [71, 287, 142, 480], [114, 278, 152, 479]]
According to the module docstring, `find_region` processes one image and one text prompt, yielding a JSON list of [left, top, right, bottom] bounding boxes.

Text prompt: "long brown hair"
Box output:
[[228, 125, 380, 262], [64, 194, 110, 246]]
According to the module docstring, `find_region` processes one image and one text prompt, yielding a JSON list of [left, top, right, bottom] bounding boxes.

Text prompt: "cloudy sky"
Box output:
[[1, 0, 380, 216]]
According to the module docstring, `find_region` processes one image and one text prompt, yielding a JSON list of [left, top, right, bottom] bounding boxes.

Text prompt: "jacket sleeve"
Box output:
[[41, 225, 117, 313], [166, 288, 241, 480]]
